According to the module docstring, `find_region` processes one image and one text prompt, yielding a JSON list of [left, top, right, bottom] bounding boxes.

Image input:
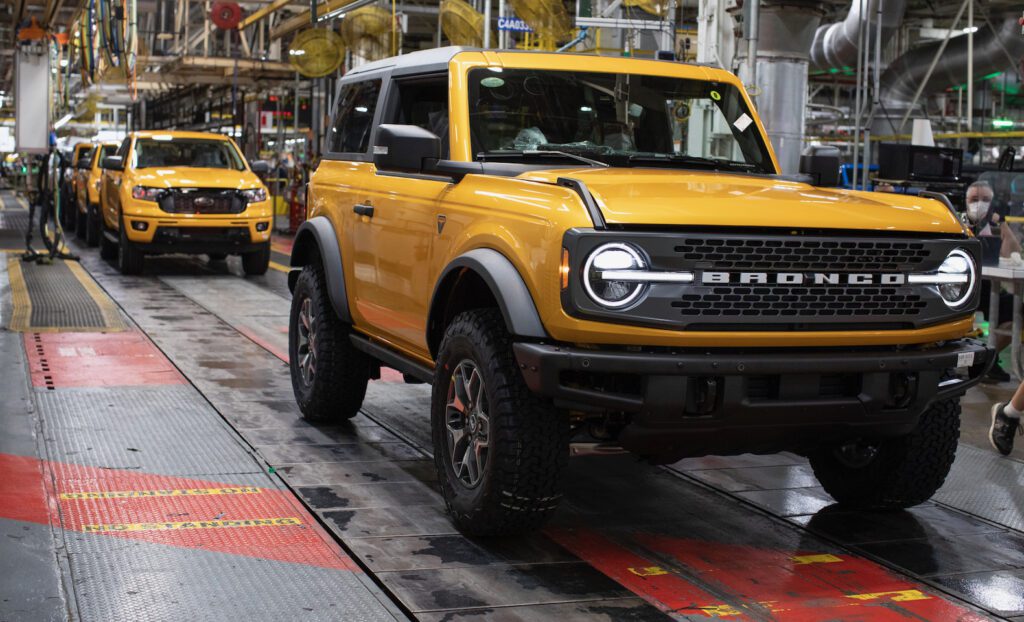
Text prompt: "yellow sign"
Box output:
[[82, 517, 301, 532], [61, 487, 262, 500]]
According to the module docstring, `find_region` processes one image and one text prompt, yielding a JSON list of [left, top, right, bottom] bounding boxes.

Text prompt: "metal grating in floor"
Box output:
[[7, 257, 124, 331]]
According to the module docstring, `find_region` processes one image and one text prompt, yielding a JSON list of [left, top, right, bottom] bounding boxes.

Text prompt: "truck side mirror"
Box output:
[[799, 146, 840, 187], [101, 156, 124, 171], [373, 124, 441, 174], [250, 160, 271, 176], [76, 156, 91, 169]]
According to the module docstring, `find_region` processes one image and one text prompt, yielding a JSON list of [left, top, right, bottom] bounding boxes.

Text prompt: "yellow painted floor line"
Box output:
[[66, 260, 126, 331], [269, 260, 290, 273], [6, 258, 31, 331]]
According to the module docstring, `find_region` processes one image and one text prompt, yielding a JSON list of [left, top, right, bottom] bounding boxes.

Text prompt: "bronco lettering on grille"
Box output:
[[701, 272, 908, 285]]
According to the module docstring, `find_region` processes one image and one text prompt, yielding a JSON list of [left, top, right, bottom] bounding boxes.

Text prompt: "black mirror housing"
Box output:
[[250, 160, 271, 176], [799, 146, 840, 187], [101, 156, 124, 171], [373, 124, 441, 173], [76, 157, 91, 169]]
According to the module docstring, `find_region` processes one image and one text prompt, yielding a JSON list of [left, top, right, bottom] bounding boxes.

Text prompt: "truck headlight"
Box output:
[[909, 248, 975, 308], [131, 186, 163, 201], [241, 187, 267, 202], [584, 243, 648, 308]]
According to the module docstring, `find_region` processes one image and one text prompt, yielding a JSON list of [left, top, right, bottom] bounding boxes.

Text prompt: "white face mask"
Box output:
[[967, 200, 990, 223]]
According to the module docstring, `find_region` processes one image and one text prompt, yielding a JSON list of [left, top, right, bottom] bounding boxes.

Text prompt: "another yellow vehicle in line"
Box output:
[[288, 48, 992, 535], [98, 131, 272, 275], [75, 142, 119, 246], [61, 142, 94, 232]]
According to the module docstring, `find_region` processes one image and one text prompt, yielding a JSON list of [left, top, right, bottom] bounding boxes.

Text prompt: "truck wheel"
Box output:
[[809, 395, 960, 509], [242, 244, 271, 276], [289, 263, 369, 422], [431, 308, 568, 536], [117, 219, 144, 275], [75, 206, 87, 240], [86, 206, 101, 247]]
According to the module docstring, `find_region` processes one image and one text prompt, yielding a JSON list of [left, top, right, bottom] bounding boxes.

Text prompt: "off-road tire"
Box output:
[[242, 244, 271, 276], [809, 395, 960, 509], [289, 262, 369, 422], [431, 308, 568, 536], [86, 205, 101, 247], [117, 218, 144, 275]]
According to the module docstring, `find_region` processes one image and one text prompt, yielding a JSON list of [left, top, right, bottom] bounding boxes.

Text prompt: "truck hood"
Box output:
[[519, 168, 965, 235], [132, 167, 263, 190]]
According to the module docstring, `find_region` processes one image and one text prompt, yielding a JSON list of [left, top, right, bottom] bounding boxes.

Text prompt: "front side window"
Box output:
[[467, 68, 772, 173], [132, 138, 246, 170], [330, 79, 382, 154], [386, 77, 449, 158], [94, 145, 117, 166]]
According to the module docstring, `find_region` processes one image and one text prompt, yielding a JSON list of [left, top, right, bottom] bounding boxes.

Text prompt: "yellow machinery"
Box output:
[[288, 28, 345, 77], [508, 0, 573, 49], [339, 6, 399, 63], [440, 0, 487, 47]]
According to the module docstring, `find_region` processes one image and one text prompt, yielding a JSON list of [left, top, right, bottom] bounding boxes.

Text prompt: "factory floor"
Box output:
[[1, 190, 1023, 622]]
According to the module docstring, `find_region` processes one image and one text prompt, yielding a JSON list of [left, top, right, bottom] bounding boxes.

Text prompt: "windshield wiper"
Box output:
[[479, 150, 609, 168], [628, 154, 758, 172]]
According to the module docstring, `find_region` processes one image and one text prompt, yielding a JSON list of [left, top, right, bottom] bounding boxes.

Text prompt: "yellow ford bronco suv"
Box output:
[[98, 131, 272, 275], [288, 48, 992, 536]]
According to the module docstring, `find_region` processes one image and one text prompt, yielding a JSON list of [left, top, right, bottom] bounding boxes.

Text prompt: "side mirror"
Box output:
[[799, 146, 840, 187], [76, 156, 91, 169], [373, 124, 441, 173], [250, 160, 271, 176], [101, 156, 124, 171]]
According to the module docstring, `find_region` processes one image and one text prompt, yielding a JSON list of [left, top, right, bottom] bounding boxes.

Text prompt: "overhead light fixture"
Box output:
[[59, 59, 69, 67], [962, 26, 978, 34], [289, 49, 306, 56], [53, 113, 74, 129]]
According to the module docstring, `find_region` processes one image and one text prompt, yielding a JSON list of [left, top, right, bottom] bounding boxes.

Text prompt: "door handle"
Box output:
[[353, 203, 375, 218]]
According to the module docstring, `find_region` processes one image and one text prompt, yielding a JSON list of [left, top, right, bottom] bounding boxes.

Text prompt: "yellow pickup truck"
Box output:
[[98, 131, 272, 275], [287, 47, 991, 536]]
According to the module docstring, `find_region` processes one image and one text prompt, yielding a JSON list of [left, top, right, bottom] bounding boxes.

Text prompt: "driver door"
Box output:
[[102, 137, 131, 231]]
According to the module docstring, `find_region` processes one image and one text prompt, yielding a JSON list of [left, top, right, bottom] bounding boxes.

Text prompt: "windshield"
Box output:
[[467, 68, 773, 173], [133, 138, 245, 170]]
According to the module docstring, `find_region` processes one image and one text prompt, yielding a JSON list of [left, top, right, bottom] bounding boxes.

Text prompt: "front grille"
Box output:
[[672, 285, 928, 318], [158, 189, 245, 214], [673, 238, 930, 272]]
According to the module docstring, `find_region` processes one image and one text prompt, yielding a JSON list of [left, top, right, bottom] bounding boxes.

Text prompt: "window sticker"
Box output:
[[733, 113, 753, 132], [480, 77, 505, 88]]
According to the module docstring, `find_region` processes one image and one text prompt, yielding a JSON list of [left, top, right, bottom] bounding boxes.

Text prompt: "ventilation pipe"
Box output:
[[880, 14, 1024, 106], [735, 1, 824, 173], [809, 0, 907, 70]]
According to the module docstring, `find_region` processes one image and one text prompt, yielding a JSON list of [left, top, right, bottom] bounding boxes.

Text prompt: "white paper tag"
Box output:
[[733, 113, 753, 132], [373, 145, 389, 155], [956, 351, 975, 368]]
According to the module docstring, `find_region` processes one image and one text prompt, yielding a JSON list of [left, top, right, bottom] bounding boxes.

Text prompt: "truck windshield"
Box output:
[[133, 138, 245, 170], [467, 68, 773, 173]]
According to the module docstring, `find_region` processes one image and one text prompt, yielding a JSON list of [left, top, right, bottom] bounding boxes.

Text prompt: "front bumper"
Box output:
[[514, 339, 993, 460]]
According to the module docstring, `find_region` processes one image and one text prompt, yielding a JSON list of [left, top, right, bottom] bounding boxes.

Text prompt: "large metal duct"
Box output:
[[809, 0, 907, 70], [736, 1, 824, 173], [880, 14, 1024, 104]]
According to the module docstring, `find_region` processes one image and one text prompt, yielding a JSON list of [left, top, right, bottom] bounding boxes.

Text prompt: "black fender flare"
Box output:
[[428, 248, 548, 354], [289, 216, 351, 324]]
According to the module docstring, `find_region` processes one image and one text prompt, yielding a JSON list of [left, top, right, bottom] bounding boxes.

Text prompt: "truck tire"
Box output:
[[75, 206, 87, 240], [242, 244, 271, 276], [86, 206, 102, 248], [809, 395, 960, 509], [117, 218, 144, 275], [431, 308, 568, 536], [288, 262, 369, 422]]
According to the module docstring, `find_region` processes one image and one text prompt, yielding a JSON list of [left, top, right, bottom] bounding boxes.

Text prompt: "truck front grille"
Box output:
[[673, 238, 930, 272], [673, 285, 928, 318], [158, 189, 245, 215]]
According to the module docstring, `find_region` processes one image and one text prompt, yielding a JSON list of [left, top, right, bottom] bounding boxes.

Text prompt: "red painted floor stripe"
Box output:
[[0, 453, 359, 571], [549, 528, 989, 620], [24, 331, 186, 388]]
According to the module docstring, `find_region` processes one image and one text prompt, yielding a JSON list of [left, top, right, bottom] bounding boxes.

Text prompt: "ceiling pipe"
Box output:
[[809, 0, 907, 70], [880, 13, 1024, 105]]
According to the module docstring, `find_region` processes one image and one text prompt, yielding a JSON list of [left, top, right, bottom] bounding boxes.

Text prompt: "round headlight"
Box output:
[[936, 249, 976, 308], [583, 243, 648, 308]]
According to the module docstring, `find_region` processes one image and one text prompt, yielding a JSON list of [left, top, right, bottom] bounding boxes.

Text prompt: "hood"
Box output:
[[132, 167, 263, 190], [519, 168, 964, 235]]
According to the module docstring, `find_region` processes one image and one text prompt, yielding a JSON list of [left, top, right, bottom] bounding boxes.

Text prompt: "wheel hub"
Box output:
[[296, 297, 317, 387], [444, 359, 489, 489]]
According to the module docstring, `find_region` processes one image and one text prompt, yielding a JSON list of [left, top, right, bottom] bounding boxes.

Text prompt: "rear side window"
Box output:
[[330, 79, 382, 155]]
